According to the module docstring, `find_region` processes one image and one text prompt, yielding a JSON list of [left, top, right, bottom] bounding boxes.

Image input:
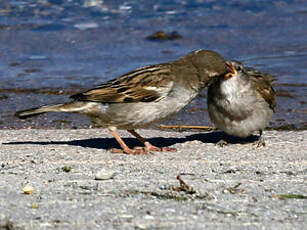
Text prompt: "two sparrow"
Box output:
[[16, 50, 230, 154], [16, 50, 276, 152]]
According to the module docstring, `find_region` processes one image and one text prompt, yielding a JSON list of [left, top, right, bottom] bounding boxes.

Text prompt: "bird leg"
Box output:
[[108, 127, 148, 155], [254, 130, 266, 147], [127, 129, 176, 152], [216, 133, 228, 147]]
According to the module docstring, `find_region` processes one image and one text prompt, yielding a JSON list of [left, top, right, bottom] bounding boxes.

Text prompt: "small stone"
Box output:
[[23, 185, 34, 194], [95, 169, 116, 180], [135, 224, 147, 230], [62, 166, 72, 173], [144, 215, 154, 220], [146, 31, 182, 41], [120, 214, 134, 219], [32, 203, 39, 209]]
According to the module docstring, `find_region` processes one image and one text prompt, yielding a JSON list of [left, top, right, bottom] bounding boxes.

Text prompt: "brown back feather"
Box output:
[[247, 68, 276, 111], [70, 65, 174, 103]]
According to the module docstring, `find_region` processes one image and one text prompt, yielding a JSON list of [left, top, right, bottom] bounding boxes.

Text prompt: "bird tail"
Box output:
[[15, 103, 69, 119]]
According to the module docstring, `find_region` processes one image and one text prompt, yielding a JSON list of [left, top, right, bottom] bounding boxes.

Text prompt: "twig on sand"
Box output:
[[159, 125, 216, 131], [172, 175, 196, 195]]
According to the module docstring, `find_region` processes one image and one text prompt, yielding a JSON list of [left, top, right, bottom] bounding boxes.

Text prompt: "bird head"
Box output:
[[225, 61, 244, 79]]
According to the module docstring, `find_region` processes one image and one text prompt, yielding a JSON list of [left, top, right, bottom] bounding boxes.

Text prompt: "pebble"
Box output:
[[31, 203, 39, 209], [23, 185, 34, 195], [94, 169, 116, 180], [120, 214, 134, 219], [62, 166, 72, 173]]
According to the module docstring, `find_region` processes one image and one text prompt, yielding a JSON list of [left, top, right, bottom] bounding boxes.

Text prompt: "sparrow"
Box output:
[[207, 61, 276, 147], [15, 49, 230, 154]]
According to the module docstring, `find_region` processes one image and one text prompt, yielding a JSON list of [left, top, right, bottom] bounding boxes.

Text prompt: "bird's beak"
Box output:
[[225, 62, 236, 78]]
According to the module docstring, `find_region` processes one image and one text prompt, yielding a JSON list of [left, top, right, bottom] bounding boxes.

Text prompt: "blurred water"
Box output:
[[0, 0, 306, 129]]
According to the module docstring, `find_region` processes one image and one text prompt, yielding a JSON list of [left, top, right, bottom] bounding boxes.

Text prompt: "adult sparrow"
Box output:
[[207, 61, 275, 147], [16, 50, 230, 154]]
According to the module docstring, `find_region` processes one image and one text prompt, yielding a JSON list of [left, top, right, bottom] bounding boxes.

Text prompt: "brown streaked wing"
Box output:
[[245, 66, 275, 83], [249, 70, 276, 111], [70, 64, 175, 103]]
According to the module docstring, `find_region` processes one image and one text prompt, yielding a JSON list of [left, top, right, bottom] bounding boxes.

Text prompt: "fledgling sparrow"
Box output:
[[207, 61, 276, 147], [16, 50, 230, 154]]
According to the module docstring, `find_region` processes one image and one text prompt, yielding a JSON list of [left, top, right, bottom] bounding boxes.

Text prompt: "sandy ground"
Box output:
[[0, 129, 306, 230]]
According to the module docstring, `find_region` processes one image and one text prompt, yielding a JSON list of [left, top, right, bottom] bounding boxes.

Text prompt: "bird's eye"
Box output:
[[236, 65, 243, 72]]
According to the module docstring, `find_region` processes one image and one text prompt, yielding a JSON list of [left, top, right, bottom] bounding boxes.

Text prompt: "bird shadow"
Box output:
[[3, 131, 259, 150]]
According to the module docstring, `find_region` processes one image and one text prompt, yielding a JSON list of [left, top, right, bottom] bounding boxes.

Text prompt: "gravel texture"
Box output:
[[0, 129, 306, 230]]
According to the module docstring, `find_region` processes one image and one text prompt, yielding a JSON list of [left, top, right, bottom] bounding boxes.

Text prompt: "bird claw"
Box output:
[[254, 139, 266, 147], [110, 147, 151, 155], [216, 139, 228, 147], [160, 147, 177, 152], [109, 144, 177, 155], [110, 148, 124, 153], [132, 146, 154, 155], [145, 144, 177, 152]]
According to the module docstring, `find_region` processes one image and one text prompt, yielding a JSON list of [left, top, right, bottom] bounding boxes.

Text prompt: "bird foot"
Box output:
[[216, 139, 228, 147], [110, 144, 176, 155], [110, 147, 151, 155], [160, 147, 177, 152], [144, 143, 177, 152], [254, 139, 266, 148]]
